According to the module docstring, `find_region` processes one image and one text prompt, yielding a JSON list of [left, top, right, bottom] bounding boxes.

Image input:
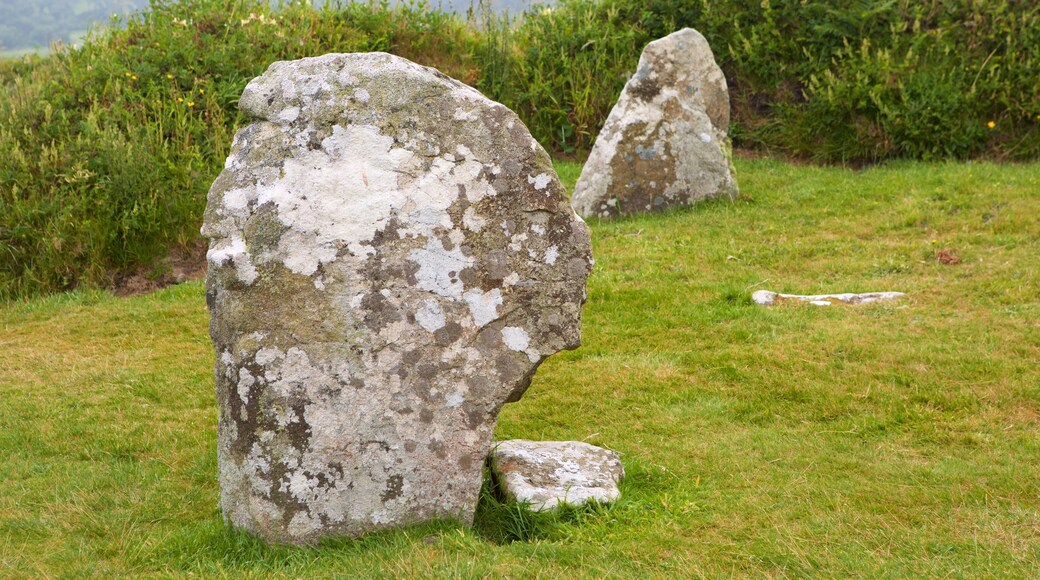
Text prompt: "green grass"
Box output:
[[2, 157, 1039, 576]]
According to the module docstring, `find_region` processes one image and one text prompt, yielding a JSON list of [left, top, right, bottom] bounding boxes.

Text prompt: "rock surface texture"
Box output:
[[490, 440, 624, 510], [202, 53, 593, 545], [572, 28, 738, 219], [752, 290, 906, 307]]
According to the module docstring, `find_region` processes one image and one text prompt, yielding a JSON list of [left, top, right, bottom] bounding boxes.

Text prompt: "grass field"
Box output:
[[2, 157, 1038, 577]]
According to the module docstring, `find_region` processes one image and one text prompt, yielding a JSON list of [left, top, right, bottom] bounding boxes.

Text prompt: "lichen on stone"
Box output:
[[203, 52, 592, 545]]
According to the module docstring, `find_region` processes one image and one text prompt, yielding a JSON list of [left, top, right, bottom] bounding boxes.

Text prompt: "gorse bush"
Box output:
[[1, 0, 1038, 298]]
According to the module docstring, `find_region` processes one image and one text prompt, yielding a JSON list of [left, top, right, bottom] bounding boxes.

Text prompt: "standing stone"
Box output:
[[572, 28, 738, 219], [202, 53, 593, 545]]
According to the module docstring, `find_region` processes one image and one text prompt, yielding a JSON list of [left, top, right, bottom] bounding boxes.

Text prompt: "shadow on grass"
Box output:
[[151, 466, 623, 572], [472, 466, 616, 545]]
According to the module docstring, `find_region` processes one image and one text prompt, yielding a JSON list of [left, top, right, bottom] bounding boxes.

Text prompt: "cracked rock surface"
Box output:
[[572, 28, 738, 219], [202, 53, 592, 544], [490, 440, 624, 510]]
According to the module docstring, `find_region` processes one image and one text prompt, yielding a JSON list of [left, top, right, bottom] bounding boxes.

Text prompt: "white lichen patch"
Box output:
[[415, 299, 446, 332], [527, 173, 551, 191], [463, 206, 487, 232], [408, 238, 473, 299], [463, 288, 503, 327], [207, 235, 258, 284], [453, 108, 478, 121], [544, 246, 559, 265], [279, 106, 301, 123], [501, 326, 529, 351]]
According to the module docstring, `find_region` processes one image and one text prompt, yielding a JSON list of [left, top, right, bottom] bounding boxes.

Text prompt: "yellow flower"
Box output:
[[131, 75, 137, 81], [124, 72, 131, 77], [199, 88, 204, 94], [177, 97, 183, 103], [187, 101, 195, 107], [166, 73, 173, 79], [987, 121, 996, 129]]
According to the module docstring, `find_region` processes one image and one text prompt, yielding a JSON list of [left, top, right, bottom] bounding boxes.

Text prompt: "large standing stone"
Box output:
[[202, 53, 593, 545], [572, 28, 738, 219]]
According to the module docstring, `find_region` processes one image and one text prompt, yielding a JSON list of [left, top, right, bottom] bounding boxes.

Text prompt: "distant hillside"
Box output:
[[0, 0, 541, 53], [0, 0, 147, 51]]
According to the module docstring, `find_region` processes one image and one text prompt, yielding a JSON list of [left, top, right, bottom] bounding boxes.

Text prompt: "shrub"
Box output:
[[477, 0, 645, 155]]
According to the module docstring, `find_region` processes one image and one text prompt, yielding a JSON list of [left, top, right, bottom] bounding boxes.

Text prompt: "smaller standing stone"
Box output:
[[572, 28, 738, 219], [489, 440, 624, 510]]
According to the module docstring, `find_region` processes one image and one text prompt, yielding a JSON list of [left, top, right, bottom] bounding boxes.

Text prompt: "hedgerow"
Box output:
[[1, 0, 1037, 298]]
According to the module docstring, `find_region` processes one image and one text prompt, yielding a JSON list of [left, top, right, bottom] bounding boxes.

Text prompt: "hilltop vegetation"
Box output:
[[0, 0, 537, 53], [1, 0, 1039, 298]]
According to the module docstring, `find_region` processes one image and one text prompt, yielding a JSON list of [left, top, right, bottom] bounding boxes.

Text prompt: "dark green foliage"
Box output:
[[476, 0, 644, 155], [607, 0, 1040, 161], [1, 0, 1039, 298]]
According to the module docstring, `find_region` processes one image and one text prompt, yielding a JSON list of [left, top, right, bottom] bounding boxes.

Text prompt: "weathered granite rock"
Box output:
[[202, 53, 593, 545], [572, 28, 738, 219], [490, 440, 624, 510], [752, 290, 906, 306]]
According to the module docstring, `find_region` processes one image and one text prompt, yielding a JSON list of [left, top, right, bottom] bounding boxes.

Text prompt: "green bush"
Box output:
[[1, 0, 1039, 298], [618, 0, 1040, 160], [476, 0, 644, 155]]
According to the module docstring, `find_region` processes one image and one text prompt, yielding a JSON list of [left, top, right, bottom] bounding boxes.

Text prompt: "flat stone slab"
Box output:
[[489, 440, 624, 511], [752, 290, 906, 306]]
